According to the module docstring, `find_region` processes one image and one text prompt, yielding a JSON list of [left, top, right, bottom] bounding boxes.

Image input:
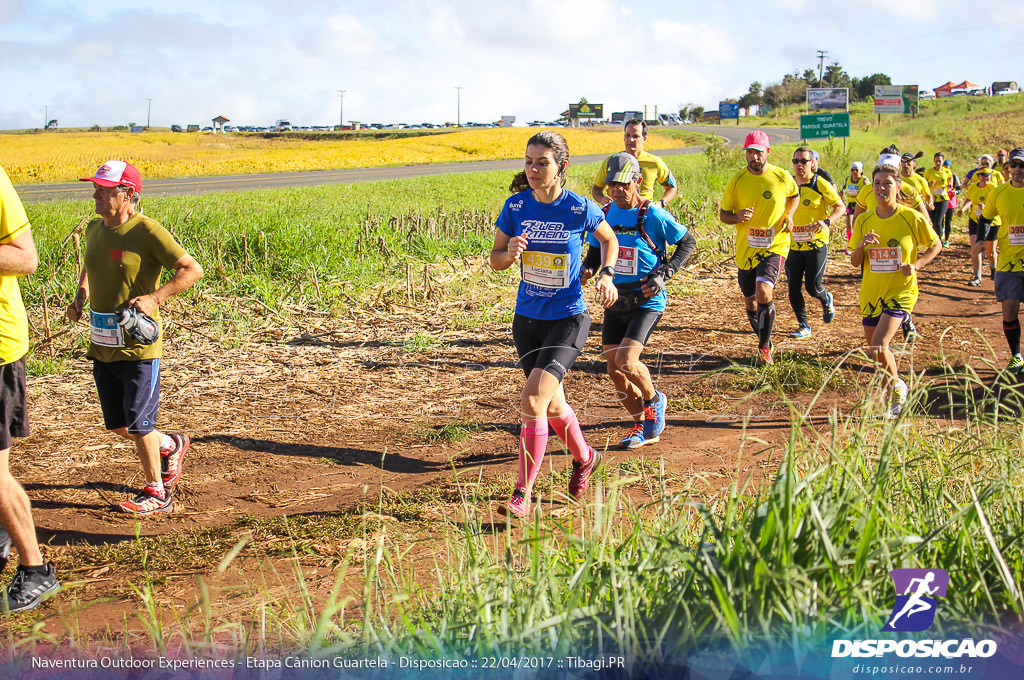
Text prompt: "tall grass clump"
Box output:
[[233, 384, 1022, 668]]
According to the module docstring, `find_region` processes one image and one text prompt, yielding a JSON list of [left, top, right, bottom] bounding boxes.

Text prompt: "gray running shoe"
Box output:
[[5, 564, 59, 612]]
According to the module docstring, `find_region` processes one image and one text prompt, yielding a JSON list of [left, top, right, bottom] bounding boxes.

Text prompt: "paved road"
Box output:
[[16, 125, 799, 203]]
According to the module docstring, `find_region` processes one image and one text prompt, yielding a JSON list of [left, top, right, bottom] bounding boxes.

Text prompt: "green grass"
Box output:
[[414, 418, 480, 445]]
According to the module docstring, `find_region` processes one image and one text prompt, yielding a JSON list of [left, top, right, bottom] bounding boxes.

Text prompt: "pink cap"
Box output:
[[743, 130, 770, 152], [80, 160, 142, 191]]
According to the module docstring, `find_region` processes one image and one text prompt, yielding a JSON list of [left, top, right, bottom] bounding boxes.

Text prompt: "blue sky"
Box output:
[[1, 0, 1021, 129]]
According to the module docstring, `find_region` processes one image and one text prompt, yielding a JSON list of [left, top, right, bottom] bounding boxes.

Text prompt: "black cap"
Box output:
[[900, 151, 924, 162]]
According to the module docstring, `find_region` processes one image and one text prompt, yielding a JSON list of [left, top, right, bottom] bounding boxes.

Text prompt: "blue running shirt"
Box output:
[[587, 203, 688, 312], [495, 189, 604, 320]]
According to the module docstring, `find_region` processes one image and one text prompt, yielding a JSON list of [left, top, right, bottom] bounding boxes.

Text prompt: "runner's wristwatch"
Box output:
[[598, 266, 615, 278]]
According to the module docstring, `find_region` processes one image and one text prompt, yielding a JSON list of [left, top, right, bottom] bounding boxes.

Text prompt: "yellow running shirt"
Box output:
[[594, 150, 675, 201], [856, 180, 927, 213], [966, 182, 1000, 224], [721, 163, 798, 269], [923, 166, 953, 201], [900, 172, 931, 203], [791, 175, 841, 251], [982, 183, 1024, 272], [850, 204, 938, 318], [843, 174, 867, 203], [0, 167, 30, 365]]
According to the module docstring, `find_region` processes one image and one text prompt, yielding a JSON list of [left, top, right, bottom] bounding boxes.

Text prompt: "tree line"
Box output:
[[679, 64, 892, 119]]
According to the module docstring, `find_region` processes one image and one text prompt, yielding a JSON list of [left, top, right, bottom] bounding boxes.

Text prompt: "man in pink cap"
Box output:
[[718, 130, 798, 364], [66, 161, 203, 515]]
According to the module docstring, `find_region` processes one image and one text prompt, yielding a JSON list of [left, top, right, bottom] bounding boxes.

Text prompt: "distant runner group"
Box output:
[[489, 121, 1023, 517]]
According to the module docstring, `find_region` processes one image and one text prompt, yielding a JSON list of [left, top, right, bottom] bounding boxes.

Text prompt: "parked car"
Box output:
[[170, 124, 183, 132], [918, 90, 936, 100], [996, 88, 1019, 96]]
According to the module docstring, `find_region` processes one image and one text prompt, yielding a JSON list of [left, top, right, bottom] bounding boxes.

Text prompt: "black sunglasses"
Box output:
[[1010, 161, 1024, 169], [792, 158, 811, 165]]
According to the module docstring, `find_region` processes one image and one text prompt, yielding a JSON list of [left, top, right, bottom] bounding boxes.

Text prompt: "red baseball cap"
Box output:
[[79, 160, 142, 191], [743, 130, 770, 152]]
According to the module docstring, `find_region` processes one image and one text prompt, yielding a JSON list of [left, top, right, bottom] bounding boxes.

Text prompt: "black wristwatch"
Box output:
[[598, 266, 615, 278]]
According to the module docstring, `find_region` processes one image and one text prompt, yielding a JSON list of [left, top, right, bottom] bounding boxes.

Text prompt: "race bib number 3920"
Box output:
[[1008, 225, 1024, 246], [748, 226, 774, 249]]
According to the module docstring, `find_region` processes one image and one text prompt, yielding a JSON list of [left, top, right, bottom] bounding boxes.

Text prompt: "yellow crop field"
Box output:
[[0, 128, 685, 184]]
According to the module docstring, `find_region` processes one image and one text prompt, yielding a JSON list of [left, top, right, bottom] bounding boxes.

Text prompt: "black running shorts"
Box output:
[[601, 307, 663, 346], [0, 357, 28, 450], [512, 313, 590, 382]]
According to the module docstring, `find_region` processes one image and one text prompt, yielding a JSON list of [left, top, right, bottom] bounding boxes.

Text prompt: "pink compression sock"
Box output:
[[517, 417, 549, 490], [549, 407, 591, 464]]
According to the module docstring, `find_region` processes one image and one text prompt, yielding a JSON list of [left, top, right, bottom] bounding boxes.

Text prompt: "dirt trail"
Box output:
[[9, 229, 1005, 641]]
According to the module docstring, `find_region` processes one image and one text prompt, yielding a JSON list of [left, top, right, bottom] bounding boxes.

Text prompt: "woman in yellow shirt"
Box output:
[[850, 159, 942, 418]]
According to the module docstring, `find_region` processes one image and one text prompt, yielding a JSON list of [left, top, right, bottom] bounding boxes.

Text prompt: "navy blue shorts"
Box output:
[[93, 359, 160, 434], [0, 357, 29, 450]]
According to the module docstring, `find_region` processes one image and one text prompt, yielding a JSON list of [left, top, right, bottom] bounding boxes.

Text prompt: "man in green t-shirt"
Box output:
[[66, 161, 203, 516], [0, 165, 60, 611]]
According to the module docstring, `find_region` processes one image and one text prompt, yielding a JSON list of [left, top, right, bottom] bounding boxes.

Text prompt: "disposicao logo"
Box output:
[[882, 568, 948, 632], [831, 568, 998, 659]]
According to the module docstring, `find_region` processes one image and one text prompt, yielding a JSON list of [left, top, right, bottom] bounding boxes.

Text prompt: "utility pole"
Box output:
[[817, 49, 828, 87], [43, 105, 47, 130], [455, 86, 463, 126], [337, 90, 346, 129], [146, 98, 152, 128]]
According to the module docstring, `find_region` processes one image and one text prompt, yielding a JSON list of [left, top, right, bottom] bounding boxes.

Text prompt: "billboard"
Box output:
[[874, 85, 919, 114], [807, 88, 849, 112], [719, 102, 739, 119], [569, 103, 603, 118]]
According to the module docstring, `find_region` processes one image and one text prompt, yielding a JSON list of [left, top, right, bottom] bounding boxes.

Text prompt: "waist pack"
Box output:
[[607, 282, 649, 315]]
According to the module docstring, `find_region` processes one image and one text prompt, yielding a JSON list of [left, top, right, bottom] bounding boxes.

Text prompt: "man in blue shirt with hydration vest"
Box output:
[[582, 153, 696, 449]]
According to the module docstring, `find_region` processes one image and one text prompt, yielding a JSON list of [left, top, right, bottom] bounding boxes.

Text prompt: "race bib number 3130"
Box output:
[[522, 250, 569, 289]]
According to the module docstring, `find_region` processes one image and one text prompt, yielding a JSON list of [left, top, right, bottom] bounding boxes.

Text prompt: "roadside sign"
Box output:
[[719, 102, 739, 119], [800, 112, 850, 140], [569, 103, 603, 118], [874, 85, 919, 114]]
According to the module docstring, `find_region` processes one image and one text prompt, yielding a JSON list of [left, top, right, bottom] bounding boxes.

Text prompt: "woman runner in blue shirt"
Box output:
[[490, 131, 618, 518]]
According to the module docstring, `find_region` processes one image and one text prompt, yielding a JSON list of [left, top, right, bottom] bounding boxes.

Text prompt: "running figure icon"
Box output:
[[882, 568, 950, 632], [886, 572, 939, 628]]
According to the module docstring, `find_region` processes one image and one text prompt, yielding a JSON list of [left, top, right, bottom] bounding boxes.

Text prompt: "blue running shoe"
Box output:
[[790, 324, 812, 339], [642, 391, 667, 440], [822, 292, 835, 323], [619, 422, 647, 450]]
